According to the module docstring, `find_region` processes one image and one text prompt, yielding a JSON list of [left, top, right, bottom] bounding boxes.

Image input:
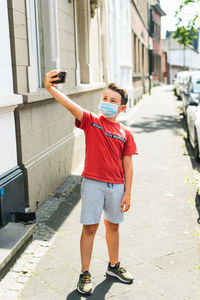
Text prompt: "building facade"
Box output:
[[131, 0, 149, 103], [149, 0, 165, 86]]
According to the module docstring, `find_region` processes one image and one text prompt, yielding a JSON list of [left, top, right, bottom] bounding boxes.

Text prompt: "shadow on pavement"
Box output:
[[127, 114, 179, 135], [46, 181, 81, 231], [162, 86, 174, 93], [66, 274, 132, 300], [121, 87, 181, 136]]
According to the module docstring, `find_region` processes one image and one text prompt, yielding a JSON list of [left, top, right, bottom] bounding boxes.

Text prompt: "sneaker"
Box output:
[[77, 271, 93, 295], [106, 262, 133, 283]]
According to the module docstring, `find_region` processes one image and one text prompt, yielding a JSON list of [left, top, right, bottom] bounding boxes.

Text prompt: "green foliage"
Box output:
[[173, 0, 199, 48], [183, 0, 197, 4], [175, 0, 200, 17], [172, 25, 198, 48]]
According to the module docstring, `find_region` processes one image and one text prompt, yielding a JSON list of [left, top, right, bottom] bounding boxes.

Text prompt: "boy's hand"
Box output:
[[44, 70, 84, 121], [121, 193, 131, 213], [44, 70, 60, 90]]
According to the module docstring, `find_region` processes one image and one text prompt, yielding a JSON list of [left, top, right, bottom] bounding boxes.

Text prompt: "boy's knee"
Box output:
[[104, 219, 119, 231], [83, 224, 99, 235]]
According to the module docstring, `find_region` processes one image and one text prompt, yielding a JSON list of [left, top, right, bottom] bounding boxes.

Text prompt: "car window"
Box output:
[[192, 78, 200, 93]]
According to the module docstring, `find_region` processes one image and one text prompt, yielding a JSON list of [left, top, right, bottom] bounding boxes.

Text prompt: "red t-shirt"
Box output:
[[75, 111, 137, 183]]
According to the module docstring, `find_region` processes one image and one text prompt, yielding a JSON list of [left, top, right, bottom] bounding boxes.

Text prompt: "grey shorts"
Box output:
[[80, 178, 125, 225]]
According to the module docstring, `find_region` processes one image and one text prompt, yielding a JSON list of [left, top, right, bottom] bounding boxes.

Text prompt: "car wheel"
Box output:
[[194, 131, 200, 163]]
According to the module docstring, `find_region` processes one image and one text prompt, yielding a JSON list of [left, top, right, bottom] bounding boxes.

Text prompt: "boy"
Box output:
[[45, 70, 137, 295]]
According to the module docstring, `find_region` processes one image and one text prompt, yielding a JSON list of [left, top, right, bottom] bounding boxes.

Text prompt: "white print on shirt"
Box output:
[[91, 122, 127, 143]]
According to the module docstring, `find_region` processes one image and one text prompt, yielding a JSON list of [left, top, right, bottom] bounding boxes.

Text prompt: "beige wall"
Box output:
[[8, 0, 29, 94], [134, 0, 148, 27], [131, 1, 149, 48], [57, 0, 76, 88]]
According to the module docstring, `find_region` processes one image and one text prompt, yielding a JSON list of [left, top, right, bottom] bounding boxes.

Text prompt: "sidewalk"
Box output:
[[1, 85, 200, 299]]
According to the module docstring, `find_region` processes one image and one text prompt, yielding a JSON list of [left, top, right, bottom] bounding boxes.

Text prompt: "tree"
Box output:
[[174, 0, 200, 29], [172, 0, 199, 68]]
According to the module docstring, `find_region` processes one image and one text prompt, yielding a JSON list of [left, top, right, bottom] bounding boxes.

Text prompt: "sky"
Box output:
[[160, 0, 200, 39], [160, 0, 181, 38]]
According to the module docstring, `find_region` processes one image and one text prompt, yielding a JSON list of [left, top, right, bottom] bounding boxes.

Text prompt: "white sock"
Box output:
[[110, 264, 116, 267]]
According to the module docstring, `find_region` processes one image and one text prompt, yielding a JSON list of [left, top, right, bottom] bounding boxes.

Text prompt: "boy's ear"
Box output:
[[120, 105, 127, 112]]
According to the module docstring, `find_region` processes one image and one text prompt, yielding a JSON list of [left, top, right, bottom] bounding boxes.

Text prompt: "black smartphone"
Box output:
[[52, 71, 67, 84]]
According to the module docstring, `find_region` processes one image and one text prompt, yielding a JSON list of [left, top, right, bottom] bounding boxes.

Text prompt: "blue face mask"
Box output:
[[98, 102, 118, 117]]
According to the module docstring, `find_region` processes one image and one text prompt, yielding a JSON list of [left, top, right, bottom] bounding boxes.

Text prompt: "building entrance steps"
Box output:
[[0, 223, 35, 275]]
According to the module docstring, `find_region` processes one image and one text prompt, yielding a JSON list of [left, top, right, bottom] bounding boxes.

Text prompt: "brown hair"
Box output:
[[107, 82, 128, 105]]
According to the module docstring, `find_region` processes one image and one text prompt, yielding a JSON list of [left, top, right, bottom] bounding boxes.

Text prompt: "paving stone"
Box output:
[[9, 282, 24, 291], [1, 290, 19, 300], [12, 265, 23, 273], [16, 276, 29, 284]]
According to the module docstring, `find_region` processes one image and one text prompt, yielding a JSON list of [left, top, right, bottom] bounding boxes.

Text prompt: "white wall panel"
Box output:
[[0, 110, 18, 175], [167, 49, 200, 70], [0, 65, 13, 94], [0, 0, 13, 94], [0, 2, 9, 37]]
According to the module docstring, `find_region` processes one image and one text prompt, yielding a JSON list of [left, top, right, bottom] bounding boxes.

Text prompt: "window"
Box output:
[[153, 21, 161, 41], [76, 0, 90, 83], [37, 0, 60, 85], [26, 0, 60, 91], [135, 35, 137, 71], [158, 24, 160, 41], [26, 0, 41, 91], [138, 39, 140, 73], [133, 33, 137, 73]]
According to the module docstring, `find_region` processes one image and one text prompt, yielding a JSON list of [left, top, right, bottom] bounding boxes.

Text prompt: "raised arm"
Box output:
[[45, 70, 85, 121]]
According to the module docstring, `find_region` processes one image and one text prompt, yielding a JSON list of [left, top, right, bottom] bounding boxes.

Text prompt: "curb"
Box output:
[[0, 223, 35, 274]]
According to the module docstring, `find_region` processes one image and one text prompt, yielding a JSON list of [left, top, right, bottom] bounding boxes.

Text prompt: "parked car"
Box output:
[[181, 71, 200, 116], [174, 71, 191, 100], [186, 75, 200, 162]]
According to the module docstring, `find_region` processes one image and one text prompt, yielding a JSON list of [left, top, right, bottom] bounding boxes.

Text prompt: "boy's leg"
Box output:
[[104, 219, 133, 283], [103, 183, 124, 265], [103, 186, 133, 283], [104, 219, 119, 265], [80, 224, 99, 272], [80, 179, 104, 272], [78, 179, 104, 294], [78, 224, 98, 295]]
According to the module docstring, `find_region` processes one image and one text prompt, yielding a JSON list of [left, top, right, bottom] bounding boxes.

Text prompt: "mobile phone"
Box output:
[[52, 71, 67, 84]]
